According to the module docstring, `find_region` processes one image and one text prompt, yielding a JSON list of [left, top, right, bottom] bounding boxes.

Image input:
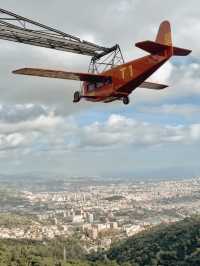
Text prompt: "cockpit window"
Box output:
[[87, 79, 111, 92], [96, 82, 104, 88], [105, 79, 111, 85], [87, 83, 95, 92]]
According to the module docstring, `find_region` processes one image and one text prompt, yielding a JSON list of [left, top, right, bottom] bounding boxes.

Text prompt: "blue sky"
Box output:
[[0, 0, 199, 179]]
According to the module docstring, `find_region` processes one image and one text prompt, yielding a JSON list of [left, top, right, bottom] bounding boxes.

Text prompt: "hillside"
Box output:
[[1, 216, 200, 265], [0, 237, 87, 266], [104, 216, 200, 266]]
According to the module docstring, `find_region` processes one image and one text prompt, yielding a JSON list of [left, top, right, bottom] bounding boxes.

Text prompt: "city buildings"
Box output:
[[0, 177, 200, 250]]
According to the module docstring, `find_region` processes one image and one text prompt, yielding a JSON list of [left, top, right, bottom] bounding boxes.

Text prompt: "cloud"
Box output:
[[77, 114, 197, 149], [137, 104, 200, 118], [0, 104, 67, 151], [0, 104, 49, 123], [1, 107, 199, 153], [0, 133, 25, 150], [190, 124, 200, 140], [170, 61, 200, 97], [0, 105, 199, 176], [0, 111, 63, 135]]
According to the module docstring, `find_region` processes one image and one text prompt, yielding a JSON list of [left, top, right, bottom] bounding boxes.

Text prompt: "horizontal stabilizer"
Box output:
[[139, 81, 168, 90], [136, 41, 191, 56], [135, 41, 166, 54], [13, 68, 112, 82], [173, 46, 191, 56]]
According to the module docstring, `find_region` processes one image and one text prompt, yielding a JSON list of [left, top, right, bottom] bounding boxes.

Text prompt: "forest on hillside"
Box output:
[[1, 216, 200, 265], [103, 216, 200, 266]]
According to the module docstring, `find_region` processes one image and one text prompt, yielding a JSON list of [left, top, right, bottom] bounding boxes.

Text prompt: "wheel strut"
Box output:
[[73, 91, 81, 103], [122, 96, 130, 105]]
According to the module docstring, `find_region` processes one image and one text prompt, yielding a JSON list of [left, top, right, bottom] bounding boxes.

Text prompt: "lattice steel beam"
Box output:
[[0, 8, 111, 57]]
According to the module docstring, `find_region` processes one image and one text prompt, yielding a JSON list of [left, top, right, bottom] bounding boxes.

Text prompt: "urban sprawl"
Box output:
[[0, 177, 199, 251]]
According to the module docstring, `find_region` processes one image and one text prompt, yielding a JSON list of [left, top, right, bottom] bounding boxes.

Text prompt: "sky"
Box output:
[[0, 0, 199, 179]]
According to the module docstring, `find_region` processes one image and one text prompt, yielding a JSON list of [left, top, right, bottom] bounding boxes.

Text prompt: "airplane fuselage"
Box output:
[[83, 53, 169, 103]]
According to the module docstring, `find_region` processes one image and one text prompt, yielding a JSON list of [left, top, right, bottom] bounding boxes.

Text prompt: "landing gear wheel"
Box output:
[[73, 91, 81, 103], [122, 96, 130, 105]]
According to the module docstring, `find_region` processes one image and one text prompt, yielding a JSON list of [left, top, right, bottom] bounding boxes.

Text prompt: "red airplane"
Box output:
[[13, 21, 191, 105]]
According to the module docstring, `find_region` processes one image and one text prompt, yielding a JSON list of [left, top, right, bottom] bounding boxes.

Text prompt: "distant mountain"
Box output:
[[102, 216, 200, 266]]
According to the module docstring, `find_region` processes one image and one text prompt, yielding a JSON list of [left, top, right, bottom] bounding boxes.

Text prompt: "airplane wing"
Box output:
[[13, 68, 112, 83], [139, 81, 168, 90]]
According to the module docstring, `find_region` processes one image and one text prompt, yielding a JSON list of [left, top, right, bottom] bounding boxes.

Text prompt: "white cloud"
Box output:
[[76, 114, 200, 149], [0, 133, 27, 150], [138, 104, 200, 118], [0, 112, 63, 135], [149, 62, 174, 84], [190, 124, 200, 140], [0, 107, 200, 153]]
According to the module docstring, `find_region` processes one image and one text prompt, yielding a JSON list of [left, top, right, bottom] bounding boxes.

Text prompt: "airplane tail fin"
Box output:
[[135, 21, 191, 57], [156, 20, 172, 47]]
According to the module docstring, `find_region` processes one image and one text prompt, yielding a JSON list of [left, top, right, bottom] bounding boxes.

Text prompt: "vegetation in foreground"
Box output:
[[1, 216, 200, 265], [104, 215, 200, 266]]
